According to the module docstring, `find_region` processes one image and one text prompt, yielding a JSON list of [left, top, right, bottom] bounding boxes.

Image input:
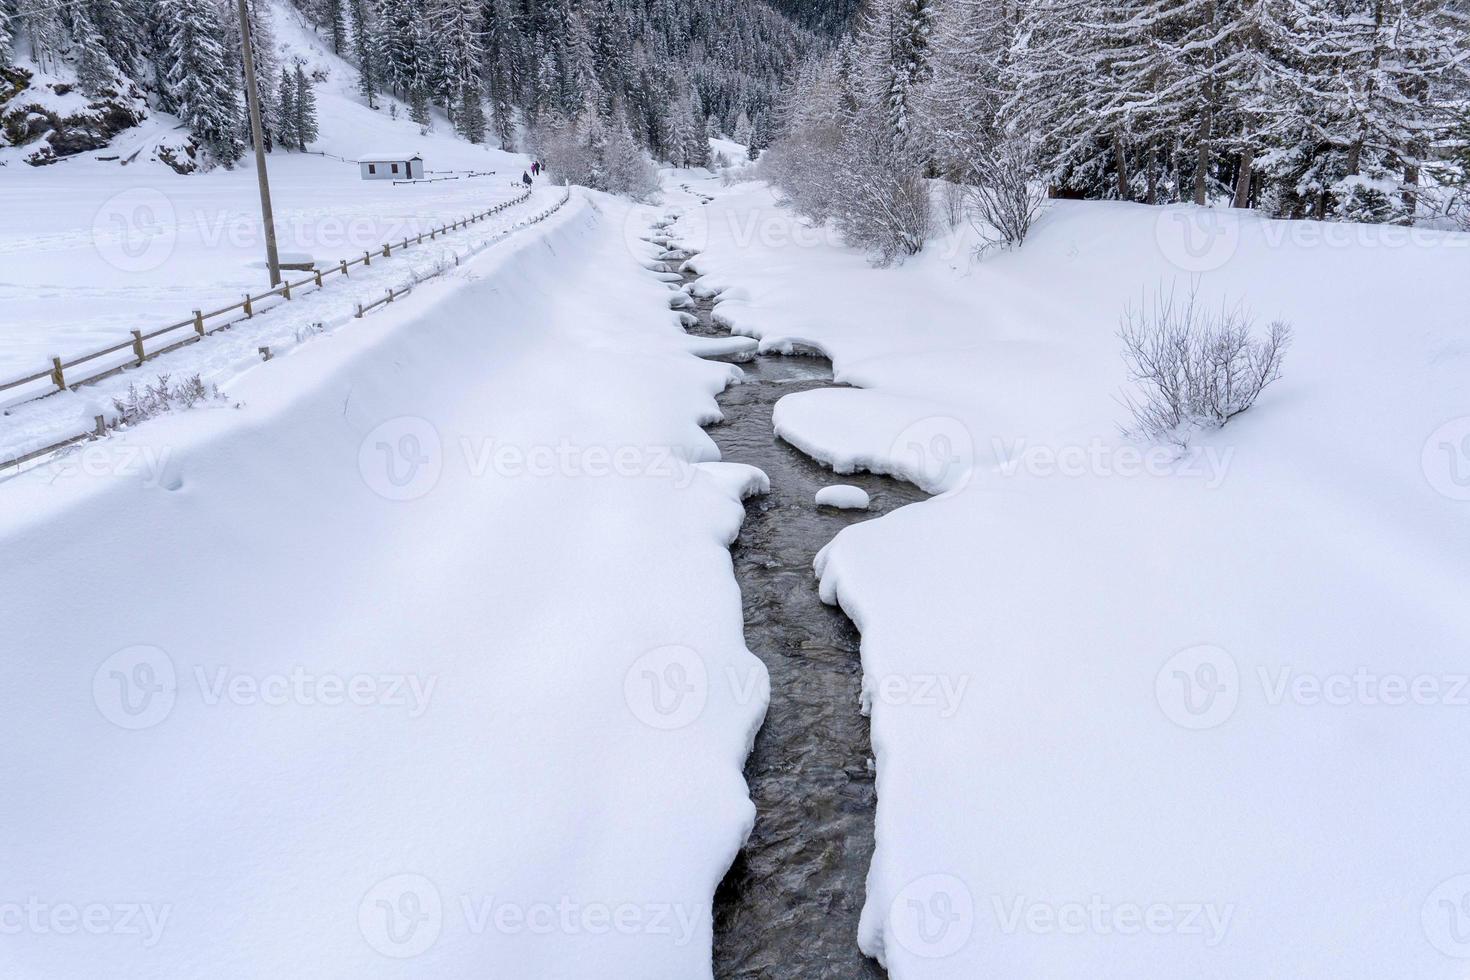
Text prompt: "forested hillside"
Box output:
[[765, 0, 1470, 261], [0, 0, 819, 167]]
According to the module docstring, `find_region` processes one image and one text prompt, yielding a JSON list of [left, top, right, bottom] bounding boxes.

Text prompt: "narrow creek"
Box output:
[[651, 211, 928, 978]]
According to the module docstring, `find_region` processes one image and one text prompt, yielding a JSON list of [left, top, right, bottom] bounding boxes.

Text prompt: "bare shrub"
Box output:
[[942, 180, 965, 230], [963, 136, 1047, 254], [831, 115, 931, 265], [112, 374, 230, 427], [1117, 290, 1292, 445]]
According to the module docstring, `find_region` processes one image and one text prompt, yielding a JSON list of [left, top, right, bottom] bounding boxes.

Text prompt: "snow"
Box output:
[[0, 189, 769, 977], [683, 174, 1470, 978], [815, 484, 870, 510], [0, 0, 534, 383]]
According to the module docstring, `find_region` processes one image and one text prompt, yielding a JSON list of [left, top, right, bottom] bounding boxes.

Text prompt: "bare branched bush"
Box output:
[[1118, 290, 1292, 445], [112, 374, 229, 426], [831, 116, 931, 265], [963, 136, 1047, 254]]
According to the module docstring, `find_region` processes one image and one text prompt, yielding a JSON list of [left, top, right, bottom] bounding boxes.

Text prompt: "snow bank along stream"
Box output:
[[653, 206, 927, 978]]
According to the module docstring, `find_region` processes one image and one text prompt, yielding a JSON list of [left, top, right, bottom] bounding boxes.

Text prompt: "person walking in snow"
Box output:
[[521, 170, 533, 187]]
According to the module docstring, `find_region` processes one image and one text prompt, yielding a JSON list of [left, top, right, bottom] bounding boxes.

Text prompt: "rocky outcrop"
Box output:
[[0, 68, 148, 165]]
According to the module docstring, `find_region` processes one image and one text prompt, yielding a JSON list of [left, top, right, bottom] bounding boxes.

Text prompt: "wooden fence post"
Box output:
[[364, 250, 371, 266], [384, 242, 392, 257], [314, 269, 323, 287], [355, 303, 364, 319], [193, 310, 205, 337], [243, 294, 253, 317], [339, 259, 348, 276], [51, 357, 65, 390], [282, 279, 291, 300], [258, 346, 272, 361], [94, 415, 106, 437], [131, 330, 145, 365]]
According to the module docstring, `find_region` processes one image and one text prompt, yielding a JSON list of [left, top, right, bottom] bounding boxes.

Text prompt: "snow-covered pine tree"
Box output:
[[372, 0, 420, 98], [73, 3, 118, 97], [428, 0, 485, 140], [1308, 0, 1469, 221], [166, 0, 244, 163], [294, 62, 319, 147], [18, 0, 65, 74], [686, 89, 711, 167], [733, 109, 752, 146], [409, 81, 431, 131], [87, 0, 144, 76], [238, 0, 280, 151], [875, 0, 935, 145], [347, 0, 378, 107], [276, 66, 296, 147], [324, 0, 345, 55], [481, 0, 519, 147], [921, 0, 1010, 181], [0, 3, 11, 71]]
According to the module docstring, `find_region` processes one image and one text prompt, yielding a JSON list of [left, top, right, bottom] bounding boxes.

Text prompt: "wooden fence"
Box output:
[[2, 186, 573, 473], [0, 186, 533, 409]]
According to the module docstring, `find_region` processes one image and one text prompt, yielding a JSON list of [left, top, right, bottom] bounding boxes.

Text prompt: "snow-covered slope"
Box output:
[[0, 191, 767, 978], [0, 0, 533, 380], [686, 176, 1470, 978]]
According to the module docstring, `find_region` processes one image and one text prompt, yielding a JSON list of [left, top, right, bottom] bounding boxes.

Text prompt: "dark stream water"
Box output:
[[651, 215, 927, 978]]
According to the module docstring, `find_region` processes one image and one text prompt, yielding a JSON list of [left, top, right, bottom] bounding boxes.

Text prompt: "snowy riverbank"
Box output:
[[0, 190, 770, 978], [689, 174, 1470, 978]]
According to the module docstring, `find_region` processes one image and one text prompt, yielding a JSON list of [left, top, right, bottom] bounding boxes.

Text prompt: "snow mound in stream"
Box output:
[[815, 484, 870, 510]]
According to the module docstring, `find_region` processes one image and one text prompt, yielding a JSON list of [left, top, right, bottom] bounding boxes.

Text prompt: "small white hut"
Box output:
[[359, 153, 425, 180]]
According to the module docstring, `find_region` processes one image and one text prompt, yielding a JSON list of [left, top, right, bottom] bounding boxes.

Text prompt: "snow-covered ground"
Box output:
[[685, 175, 1470, 977], [0, 187, 776, 977], [0, 0, 533, 382]]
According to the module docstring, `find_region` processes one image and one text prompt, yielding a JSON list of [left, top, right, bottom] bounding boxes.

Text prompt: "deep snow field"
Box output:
[[1, 187, 778, 977], [685, 175, 1470, 977]]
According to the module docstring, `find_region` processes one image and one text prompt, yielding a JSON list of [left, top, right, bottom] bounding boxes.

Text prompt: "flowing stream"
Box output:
[[653, 214, 927, 978]]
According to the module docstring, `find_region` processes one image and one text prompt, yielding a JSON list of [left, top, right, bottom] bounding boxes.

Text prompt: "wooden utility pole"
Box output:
[[237, 0, 282, 287]]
